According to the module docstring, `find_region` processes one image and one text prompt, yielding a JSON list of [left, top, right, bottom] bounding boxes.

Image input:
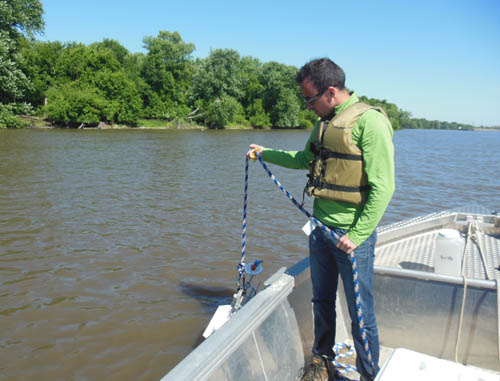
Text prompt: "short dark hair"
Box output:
[[296, 58, 346, 91]]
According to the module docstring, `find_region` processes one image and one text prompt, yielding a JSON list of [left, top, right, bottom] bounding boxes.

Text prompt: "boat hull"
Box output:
[[366, 270, 497, 370], [366, 207, 500, 371], [163, 207, 500, 379]]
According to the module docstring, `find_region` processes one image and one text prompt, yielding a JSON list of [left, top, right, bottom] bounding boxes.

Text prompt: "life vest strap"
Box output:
[[310, 178, 371, 193], [319, 149, 363, 161], [311, 142, 364, 162]]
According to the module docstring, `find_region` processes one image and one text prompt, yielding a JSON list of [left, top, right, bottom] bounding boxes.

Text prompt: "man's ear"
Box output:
[[327, 86, 336, 100]]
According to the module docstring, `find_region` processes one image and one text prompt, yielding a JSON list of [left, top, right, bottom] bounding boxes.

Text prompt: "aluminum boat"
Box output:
[[163, 206, 500, 380]]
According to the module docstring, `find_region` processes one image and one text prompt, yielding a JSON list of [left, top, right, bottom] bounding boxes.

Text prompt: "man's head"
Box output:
[[296, 58, 346, 91], [296, 58, 349, 118]]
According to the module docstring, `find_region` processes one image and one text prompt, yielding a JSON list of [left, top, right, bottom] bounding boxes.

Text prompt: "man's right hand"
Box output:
[[246, 144, 264, 160]]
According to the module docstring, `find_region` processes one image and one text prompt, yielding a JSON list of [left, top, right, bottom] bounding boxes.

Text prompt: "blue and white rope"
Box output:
[[333, 342, 357, 375], [334, 362, 358, 376], [334, 341, 356, 359], [238, 158, 250, 284], [254, 154, 375, 375]]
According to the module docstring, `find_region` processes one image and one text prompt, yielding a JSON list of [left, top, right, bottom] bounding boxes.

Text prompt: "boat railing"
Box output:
[[162, 267, 304, 380]]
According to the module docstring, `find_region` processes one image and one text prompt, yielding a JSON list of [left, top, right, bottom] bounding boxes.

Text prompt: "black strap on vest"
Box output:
[[309, 178, 371, 193], [319, 150, 363, 161], [310, 142, 363, 161]]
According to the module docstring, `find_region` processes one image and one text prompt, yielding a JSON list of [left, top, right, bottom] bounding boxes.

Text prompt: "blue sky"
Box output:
[[39, 0, 500, 126]]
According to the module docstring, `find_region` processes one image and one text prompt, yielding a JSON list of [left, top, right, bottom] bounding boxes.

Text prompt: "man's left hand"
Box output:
[[336, 235, 357, 254]]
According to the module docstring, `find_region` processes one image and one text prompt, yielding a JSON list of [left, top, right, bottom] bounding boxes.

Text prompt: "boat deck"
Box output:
[[375, 229, 500, 280], [375, 209, 500, 281], [337, 342, 500, 380]]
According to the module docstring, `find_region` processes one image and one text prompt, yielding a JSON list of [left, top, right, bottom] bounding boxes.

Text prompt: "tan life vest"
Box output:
[[305, 102, 387, 205]]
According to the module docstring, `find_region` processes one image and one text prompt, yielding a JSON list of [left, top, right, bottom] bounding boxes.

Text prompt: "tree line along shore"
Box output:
[[2, 1, 497, 131]]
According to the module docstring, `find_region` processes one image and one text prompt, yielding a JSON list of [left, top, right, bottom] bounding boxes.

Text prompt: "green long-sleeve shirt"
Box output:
[[261, 93, 395, 246]]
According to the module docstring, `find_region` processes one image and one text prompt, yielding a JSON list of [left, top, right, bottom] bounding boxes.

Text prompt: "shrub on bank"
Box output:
[[45, 84, 106, 127], [0, 104, 31, 129], [205, 95, 241, 129]]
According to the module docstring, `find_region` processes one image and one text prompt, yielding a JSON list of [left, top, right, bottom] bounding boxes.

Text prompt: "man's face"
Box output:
[[300, 78, 333, 118]]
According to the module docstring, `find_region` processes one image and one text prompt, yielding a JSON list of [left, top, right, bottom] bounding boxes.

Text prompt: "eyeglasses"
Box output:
[[303, 88, 327, 104]]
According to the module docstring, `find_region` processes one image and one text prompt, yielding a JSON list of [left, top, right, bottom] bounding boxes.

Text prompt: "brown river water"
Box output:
[[1, 128, 499, 380]]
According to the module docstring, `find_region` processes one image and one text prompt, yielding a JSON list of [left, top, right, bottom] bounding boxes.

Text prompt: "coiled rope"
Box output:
[[241, 154, 375, 375], [333, 342, 358, 375]]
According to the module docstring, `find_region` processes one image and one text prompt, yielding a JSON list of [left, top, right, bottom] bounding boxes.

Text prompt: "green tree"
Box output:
[[39, 41, 142, 126], [360, 96, 406, 130], [20, 40, 64, 108], [91, 39, 129, 65], [240, 56, 263, 109], [298, 109, 318, 129], [248, 99, 270, 128], [259, 62, 300, 127], [91, 39, 148, 107], [205, 94, 241, 129], [271, 88, 300, 128], [191, 49, 245, 100], [92, 70, 142, 124], [190, 49, 248, 127], [141, 31, 194, 119], [0, 0, 44, 127], [45, 83, 107, 127], [54, 42, 121, 84], [0, 31, 28, 103], [0, 0, 44, 39]]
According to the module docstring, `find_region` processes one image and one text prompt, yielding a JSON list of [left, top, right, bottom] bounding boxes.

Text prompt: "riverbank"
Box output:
[[471, 127, 500, 131], [22, 116, 263, 130], [18, 115, 500, 132]]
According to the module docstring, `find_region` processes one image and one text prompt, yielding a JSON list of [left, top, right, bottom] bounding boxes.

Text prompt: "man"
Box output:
[[246, 58, 395, 381]]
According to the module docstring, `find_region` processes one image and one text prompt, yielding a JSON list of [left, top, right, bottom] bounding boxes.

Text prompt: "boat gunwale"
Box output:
[[374, 265, 498, 290]]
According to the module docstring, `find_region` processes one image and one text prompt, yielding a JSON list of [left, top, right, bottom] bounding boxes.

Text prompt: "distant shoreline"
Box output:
[[470, 128, 500, 132], [25, 124, 263, 131], [24, 125, 500, 132], [18, 116, 500, 132]]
